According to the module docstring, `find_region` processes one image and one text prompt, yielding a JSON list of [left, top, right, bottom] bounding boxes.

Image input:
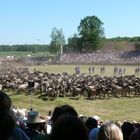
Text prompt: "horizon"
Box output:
[[0, 35, 139, 45]]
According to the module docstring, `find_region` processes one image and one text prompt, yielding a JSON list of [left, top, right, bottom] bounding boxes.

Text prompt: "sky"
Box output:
[[0, 0, 140, 45]]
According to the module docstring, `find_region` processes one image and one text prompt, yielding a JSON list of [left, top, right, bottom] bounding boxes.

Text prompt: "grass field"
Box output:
[[10, 93, 140, 122], [29, 64, 140, 77], [7, 64, 140, 122]]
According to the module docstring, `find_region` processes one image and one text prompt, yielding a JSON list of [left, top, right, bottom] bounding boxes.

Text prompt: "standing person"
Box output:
[[100, 67, 103, 74], [119, 68, 122, 76], [89, 67, 91, 75], [102, 65, 105, 74], [123, 68, 126, 75], [92, 66, 94, 74], [0, 91, 30, 140], [75, 66, 78, 74], [77, 66, 80, 74]]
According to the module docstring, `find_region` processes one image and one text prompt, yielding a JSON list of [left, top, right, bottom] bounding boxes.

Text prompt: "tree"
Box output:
[[78, 15, 104, 51], [67, 33, 82, 52], [49, 27, 66, 53]]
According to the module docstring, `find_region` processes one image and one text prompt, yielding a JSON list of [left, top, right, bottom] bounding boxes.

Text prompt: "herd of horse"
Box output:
[[0, 67, 140, 100]]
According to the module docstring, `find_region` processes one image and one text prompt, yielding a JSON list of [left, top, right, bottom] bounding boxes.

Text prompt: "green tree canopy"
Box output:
[[49, 27, 66, 53], [67, 33, 82, 52], [78, 15, 104, 51]]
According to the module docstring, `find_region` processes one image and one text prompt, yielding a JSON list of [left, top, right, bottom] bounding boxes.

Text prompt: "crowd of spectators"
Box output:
[[59, 50, 140, 64], [1, 50, 140, 66], [1, 90, 140, 140]]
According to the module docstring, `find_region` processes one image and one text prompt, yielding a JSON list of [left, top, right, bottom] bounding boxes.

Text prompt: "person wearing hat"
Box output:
[[85, 117, 98, 133], [92, 115, 101, 127], [24, 111, 49, 140]]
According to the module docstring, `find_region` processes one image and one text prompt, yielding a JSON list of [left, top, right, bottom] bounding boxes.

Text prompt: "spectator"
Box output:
[[92, 115, 101, 127], [51, 104, 78, 125], [97, 122, 123, 140], [129, 125, 140, 140], [46, 110, 52, 134], [59, 51, 140, 65], [115, 120, 123, 128], [51, 115, 88, 140], [122, 121, 134, 140], [24, 111, 48, 140], [85, 117, 98, 133], [79, 114, 88, 124], [0, 91, 30, 140], [89, 127, 100, 140]]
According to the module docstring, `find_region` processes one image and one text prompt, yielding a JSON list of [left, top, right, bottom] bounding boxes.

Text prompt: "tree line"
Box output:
[[107, 36, 140, 42], [1, 15, 140, 53], [0, 44, 49, 52]]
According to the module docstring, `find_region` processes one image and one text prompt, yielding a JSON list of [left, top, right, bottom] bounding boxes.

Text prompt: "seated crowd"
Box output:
[[59, 51, 140, 65], [0, 91, 140, 140]]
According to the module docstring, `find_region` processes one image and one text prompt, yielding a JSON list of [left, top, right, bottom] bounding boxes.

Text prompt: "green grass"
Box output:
[[9, 93, 140, 122], [29, 64, 140, 77]]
